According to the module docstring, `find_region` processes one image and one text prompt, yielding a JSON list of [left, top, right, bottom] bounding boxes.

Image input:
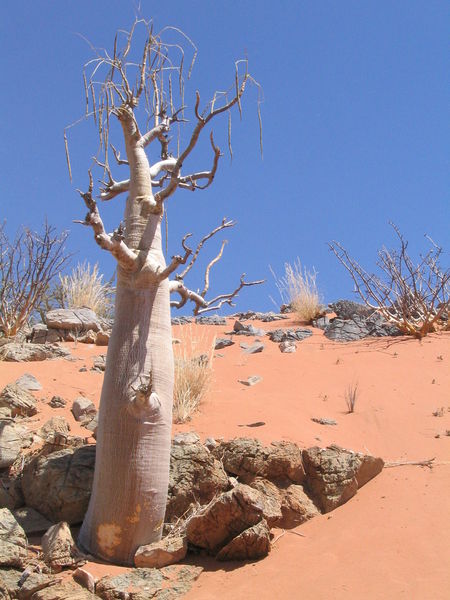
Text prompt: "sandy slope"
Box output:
[[1, 317, 449, 599]]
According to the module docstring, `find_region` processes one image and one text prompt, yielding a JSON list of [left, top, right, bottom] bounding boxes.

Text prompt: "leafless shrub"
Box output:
[[58, 261, 114, 318], [345, 381, 359, 413], [173, 326, 215, 423], [270, 259, 323, 322], [0, 221, 70, 337], [329, 224, 449, 339]]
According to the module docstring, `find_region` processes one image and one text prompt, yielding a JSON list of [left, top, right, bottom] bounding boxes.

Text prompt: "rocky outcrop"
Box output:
[[22, 445, 95, 524], [0, 384, 37, 417], [166, 434, 229, 522], [0, 508, 28, 568], [302, 445, 384, 512], [212, 438, 305, 484]]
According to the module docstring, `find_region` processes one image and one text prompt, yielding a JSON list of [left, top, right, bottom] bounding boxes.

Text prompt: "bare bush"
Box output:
[[0, 222, 70, 337], [173, 327, 215, 423], [271, 259, 322, 322], [345, 381, 359, 413], [58, 261, 114, 318], [329, 224, 449, 339]]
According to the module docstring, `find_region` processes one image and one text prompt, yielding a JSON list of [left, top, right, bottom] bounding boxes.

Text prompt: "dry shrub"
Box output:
[[271, 259, 322, 322], [59, 262, 114, 318], [173, 326, 215, 423], [345, 381, 359, 413]]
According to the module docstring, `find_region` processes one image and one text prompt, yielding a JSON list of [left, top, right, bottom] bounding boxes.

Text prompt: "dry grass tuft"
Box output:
[[59, 262, 114, 318], [173, 326, 215, 423], [345, 381, 359, 413], [271, 259, 322, 322]]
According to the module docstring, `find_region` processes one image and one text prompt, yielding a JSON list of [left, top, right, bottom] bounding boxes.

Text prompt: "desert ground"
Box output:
[[1, 316, 449, 599]]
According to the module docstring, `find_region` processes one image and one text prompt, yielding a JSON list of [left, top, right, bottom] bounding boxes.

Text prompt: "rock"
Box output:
[[279, 340, 297, 353], [280, 303, 293, 313], [302, 445, 384, 513], [214, 338, 235, 350], [42, 521, 83, 571], [0, 508, 28, 567], [45, 308, 101, 332], [22, 445, 95, 524], [29, 323, 63, 344], [204, 437, 218, 450], [82, 413, 98, 437], [0, 407, 11, 419], [240, 342, 265, 354], [231, 311, 287, 322], [195, 315, 227, 325], [311, 417, 337, 426], [171, 316, 193, 325], [95, 331, 110, 346], [13, 507, 54, 534], [71, 398, 96, 422], [268, 328, 313, 343], [186, 484, 265, 554], [329, 300, 374, 320], [213, 438, 305, 484], [15, 373, 42, 391], [0, 343, 71, 362], [77, 330, 97, 344], [166, 437, 229, 522], [72, 568, 97, 594], [134, 535, 187, 568], [238, 375, 262, 387], [312, 316, 330, 330], [324, 316, 370, 342], [15, 571, 55, 599], [279, 484, 319, 527], [31, 581, 96, 599], [216, 519, 271, 561], [0, 384, 37, 417], [91, 355, 106, 372], [38, 416, 71, 439], [0, 475, 24, 510], [0, 420, 33, 468], [173, 431, 200, 445], [96, 565, 202, 600], [0, 568, 21, 599], [248, 478, 283, 527], [232, 321, 266, 337], [48, 396, 66, 409]]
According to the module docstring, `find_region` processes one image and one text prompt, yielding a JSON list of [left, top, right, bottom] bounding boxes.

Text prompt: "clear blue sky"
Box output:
[[1, 1, 448, 313]]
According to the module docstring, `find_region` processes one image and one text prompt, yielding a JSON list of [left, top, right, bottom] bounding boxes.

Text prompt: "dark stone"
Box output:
[[48, 396, 66, 409], [195, 315, 227, 325], [268, 329, 313, 343], [214, 338, 234, 350], [231, 321, 266, 337], [312, 316, 330, 330], [171, 316, 193, 325], [329, 300, 374, 320]]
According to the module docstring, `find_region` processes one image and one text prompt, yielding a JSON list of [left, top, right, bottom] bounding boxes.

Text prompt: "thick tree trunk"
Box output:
[[79, 125, 174, 565]]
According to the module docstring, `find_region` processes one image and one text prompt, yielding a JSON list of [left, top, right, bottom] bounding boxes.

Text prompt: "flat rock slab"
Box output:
[[238, 375, 262, 387], [0, 508, 28, 568], [0, 343, 71, 362], [240, 342, 265, 354], [45, 308, 101, 332], [134, 535, 187, 568], [15, 373, 42, 391], [31, 581, 96, 599], [311, 417, 337, 426], [96, 565, 203, 600]]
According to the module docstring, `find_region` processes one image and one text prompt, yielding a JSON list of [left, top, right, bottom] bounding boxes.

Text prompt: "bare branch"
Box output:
[[156, 233, 192, 281], [201, 239, 227, 297], [76, 171, 137, 270], [196, 274, 265, 315], [110, 144, 129, 165], [169, 280, 207, 311]]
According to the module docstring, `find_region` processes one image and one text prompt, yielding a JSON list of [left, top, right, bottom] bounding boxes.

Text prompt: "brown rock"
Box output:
[[186, 483, 264, 554], [134, 535, 187, 568], [95, 331, 110, 346], [0, 508, 28, 568], [0, 383, 37, 417], [30, 581, 95, 599], [42, 521, 83, 572], [72, 567, 97, 594], [71, 398, 96, 422], [13, 507, 54, 534], [216, 519, 271, 561], [38, 417, 71, 439], [279, 484, 319, 527], [0, 474, 24, 510], [248, 478, 283, 527]]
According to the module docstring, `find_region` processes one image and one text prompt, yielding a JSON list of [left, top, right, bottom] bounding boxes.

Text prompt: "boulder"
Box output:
[[166, 436, 229, 522], [216, 519, 271, 561], [95, 331, 110, 346], [302, 445, 384, 513], [45, 308, 101, 332], [1, 569, 54, 600], [0, 475, 24, 510], [279, 484, 319, 527], [186, 483, 265, 554], [214, 338, 235, 350], [213, 438, 305, 484], [13, 506, 54, 534], [0, 343, 70, 362], [15, 373, 42, 391], [0, 383, 37, 417], [96, 565, 202, 600], [324, 316, 370, 342], [21, 445, 95, 524], [38, 416, 71, 439], [0, 420, 33, 468], [312, 316, 330, 330], [232, 321, 266, 337], [29, 323, 62, 344], [268, 328, 312, 343], [42, 521, 83, 572], [134, 535, 187, 568], [329, 300, 374, 320], [0, 508, 28, 568], [247, 478, 283, 527], [71, 398, 97, 422]]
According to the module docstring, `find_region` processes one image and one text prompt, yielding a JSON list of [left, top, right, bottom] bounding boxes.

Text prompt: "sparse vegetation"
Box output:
[[173, 327, 216, 423], [345, 381, 359, 413], [58, 261, 115, 318], [0, 221, 70, 337], [271, 259, 323, 322], [329, 224, 449, 339]]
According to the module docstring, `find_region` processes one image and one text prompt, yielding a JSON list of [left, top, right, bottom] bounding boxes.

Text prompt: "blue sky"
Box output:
[[1, 1, 448, 313]]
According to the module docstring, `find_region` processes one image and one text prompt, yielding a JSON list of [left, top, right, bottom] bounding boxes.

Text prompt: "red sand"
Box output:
[[1, 318, 449, 599]]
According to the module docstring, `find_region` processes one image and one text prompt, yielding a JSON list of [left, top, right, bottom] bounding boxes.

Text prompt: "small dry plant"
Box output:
[[59, 262, 114, 318], [345, 381, 359, 413], [173, 326, 215, 423], [271, 259, 322, 322]]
